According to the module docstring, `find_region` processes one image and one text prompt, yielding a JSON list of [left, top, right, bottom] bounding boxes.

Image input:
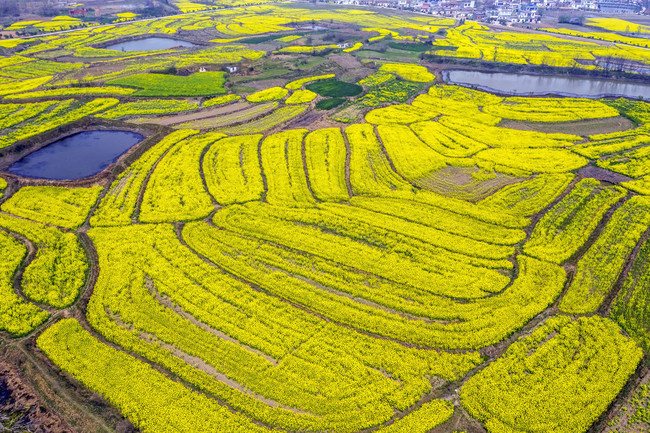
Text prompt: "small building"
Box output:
[[69, 8, 87, 17], [225, 66, 238, 73], [597, 0, 638, 13]]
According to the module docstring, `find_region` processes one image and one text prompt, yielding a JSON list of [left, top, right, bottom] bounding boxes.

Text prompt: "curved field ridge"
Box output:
[[87, 223, 482, 432], [0, 231, 49, 336], [0, 213, 87, 308], [561, 196, 650, 314], [461, 315, 643, 433]]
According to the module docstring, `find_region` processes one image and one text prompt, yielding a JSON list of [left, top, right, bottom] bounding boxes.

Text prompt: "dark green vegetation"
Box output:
[[315, 98, 346, 110], [239, 35, 283, 44], [388, 42, 431, 52], [306, 79, 363, 97]]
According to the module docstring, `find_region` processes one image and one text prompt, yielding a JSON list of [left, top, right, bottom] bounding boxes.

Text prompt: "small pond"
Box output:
[[105, 37, 196, 52], [9, 130, 143, 180], [444, 70, 650, 99]]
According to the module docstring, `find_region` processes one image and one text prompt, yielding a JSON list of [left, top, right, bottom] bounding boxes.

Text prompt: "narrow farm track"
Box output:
[[257, 137, 269, 203], [373, 124, 412, 185], [299, 133, 320, 203], [132, 137, 182, 223], [341, 127, 355, 197], [599, 225, 650, 316], [4, 231, 55, 314], [565, 192, 633, 267], [198, 139, 219, 207], [11, 342, 113, 433]]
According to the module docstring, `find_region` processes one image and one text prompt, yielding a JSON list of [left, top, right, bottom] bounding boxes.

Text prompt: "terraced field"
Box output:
[[0, 3, 650, 433]]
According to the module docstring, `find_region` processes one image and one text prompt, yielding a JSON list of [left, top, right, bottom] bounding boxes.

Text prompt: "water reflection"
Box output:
[[105, 37, 196, 52], [9, 130, 143, 180], [445, 70, 650, 99]]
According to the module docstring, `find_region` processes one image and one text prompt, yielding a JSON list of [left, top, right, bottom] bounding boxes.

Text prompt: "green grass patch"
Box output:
[[230, 84, 258, 94], [107, 72, 226, 97], [239, 35, 282, 44], [307, 79, 363, 97], [389, 42, 431, 52], [316, 98, 346, 110], [355, 49, 422, 63]]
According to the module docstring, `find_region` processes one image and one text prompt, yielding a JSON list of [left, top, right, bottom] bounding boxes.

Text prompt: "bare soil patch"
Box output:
[[415, 166, 522, 202], [499, 116, 634, 136], [0, 358, 72, 433], [245, 79, 287, 90], [135, 101, 252, 126], [329, 54, 363, 70], [578, 165, 633, 184]]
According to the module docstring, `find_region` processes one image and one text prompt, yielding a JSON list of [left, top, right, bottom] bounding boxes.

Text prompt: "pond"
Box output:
[[444, 70, 650, 99], [9, 131, 144, 180], [105, 37, 196, 52]]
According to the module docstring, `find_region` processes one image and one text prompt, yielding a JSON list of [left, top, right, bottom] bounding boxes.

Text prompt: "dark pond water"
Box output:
[[9, 130, 143, 180], [444, 70, 650, 99], [105, 37, 196, 52]]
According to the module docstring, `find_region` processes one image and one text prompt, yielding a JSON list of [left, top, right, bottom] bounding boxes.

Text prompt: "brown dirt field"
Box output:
[[245, 79, 288, 90], [284, 110, 332, 130], [0, 358, 72, 433], [498, 116, 635, 136], [415, 166, 522, 202], [0, 344, 136, 433], [177, 102, 277, 130], [578, 165, 633, 184], [135, 101, 252, 126], [329, 54, 363, 70]]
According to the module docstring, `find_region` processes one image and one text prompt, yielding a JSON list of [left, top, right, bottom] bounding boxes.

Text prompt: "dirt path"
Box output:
[[300, 132, 320, 203], [341, 128, 354, 198], [1, 343, 119, 433]]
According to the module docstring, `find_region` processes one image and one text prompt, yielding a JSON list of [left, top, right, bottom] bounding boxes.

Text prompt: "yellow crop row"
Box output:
[[2, 186, 102, 230]]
